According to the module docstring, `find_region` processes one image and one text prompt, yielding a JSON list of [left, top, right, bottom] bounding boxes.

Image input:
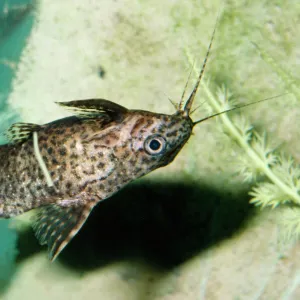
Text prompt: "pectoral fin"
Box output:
[[33, 201, 95, 261]]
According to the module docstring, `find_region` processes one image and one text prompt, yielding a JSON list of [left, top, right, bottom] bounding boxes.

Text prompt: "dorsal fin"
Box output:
[[56, 99, 128, 119], [4, 122, 41, 144]]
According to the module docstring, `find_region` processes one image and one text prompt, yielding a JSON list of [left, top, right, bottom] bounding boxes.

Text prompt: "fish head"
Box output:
[[127, 109, 194, 170], [124, 19, 218, 173]]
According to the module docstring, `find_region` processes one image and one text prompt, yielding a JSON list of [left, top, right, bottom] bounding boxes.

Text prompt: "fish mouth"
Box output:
[[166, 144, 182, 162], [169, 147, 180, 157]]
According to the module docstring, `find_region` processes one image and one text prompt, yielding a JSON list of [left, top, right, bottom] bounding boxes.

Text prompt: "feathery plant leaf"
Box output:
[[185, 47, 300, 244], [250, 182, 291, 208], [253, 42, 300, 103], [279, 209, 300, 244]]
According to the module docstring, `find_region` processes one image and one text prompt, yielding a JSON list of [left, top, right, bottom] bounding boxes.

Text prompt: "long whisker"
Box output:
[[189, 100, 206, 116], [183, 13, 220, 117], [193, 93, 288, 125], [178, 60, 195, 111], [163, 91, 178, 111]]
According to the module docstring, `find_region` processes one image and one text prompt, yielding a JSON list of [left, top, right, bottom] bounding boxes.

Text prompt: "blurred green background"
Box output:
[[0, 0, 34, 132], [0, 0, 34, 293]]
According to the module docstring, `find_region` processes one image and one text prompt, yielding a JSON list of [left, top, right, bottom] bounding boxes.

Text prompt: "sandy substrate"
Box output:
[[4, 211, 300, 300]]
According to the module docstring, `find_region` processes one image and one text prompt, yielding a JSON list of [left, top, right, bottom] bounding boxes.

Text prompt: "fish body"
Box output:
[[0, 99, 194, 260], [0, 106, 193, 216]]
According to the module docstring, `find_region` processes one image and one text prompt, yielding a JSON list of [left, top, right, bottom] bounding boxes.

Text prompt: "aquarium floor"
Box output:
[[3, 211, 300, 300]]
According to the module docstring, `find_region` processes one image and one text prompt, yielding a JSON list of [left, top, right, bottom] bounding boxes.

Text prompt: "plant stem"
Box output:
[[186, 50, 300, 204]]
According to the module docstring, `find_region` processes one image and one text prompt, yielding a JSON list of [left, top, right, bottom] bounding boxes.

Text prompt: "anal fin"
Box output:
[[33, 201, 95, 261]]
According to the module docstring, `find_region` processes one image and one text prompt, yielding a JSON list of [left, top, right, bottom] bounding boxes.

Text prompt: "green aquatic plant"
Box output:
[[253, 43, 300, 104], [186, 48, 300, 244]]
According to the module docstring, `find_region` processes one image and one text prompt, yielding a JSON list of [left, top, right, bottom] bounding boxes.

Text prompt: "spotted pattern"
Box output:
[[0, 103, 194, 259]]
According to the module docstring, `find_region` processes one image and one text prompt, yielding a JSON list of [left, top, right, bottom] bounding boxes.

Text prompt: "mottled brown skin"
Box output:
[[0, 99, 197, 261], [0, 111, 193, 218]]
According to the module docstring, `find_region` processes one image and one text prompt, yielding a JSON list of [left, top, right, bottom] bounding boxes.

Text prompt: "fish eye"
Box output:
[[144, 134, 166, 155]]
